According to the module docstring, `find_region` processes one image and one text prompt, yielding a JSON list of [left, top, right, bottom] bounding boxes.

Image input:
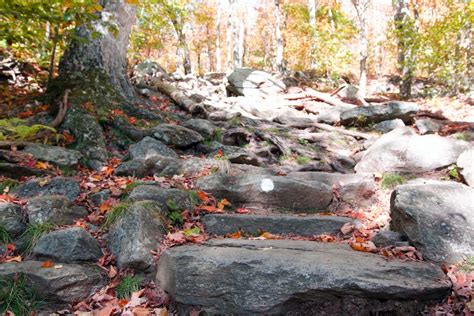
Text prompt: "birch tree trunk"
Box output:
[[232, 2, 240, 68], [351, 0, 370, 98], [274, 0, 284, 72], [215, 0, 222, 72], [226, 0, 235, 69], [308, 0, 317, 69]]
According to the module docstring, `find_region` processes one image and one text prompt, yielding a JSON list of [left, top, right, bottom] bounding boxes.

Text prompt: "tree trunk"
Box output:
[[226, 0, 235, 69], [56, 0, 137, 170], [351, 0, 370, 98], [394, 0, 416, 100], [232, 2, 240, 68], [274, 0, 284, 72], [215, 0, 222, 72], [308, 0, 317, 69]]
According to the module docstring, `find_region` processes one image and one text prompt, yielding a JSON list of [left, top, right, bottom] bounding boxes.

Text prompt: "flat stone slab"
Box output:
[[203, 214, 352, 236], [157, 239, 450, 315]]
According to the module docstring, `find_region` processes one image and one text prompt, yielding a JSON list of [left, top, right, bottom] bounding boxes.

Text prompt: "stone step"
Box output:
[[196, 171, 375, 212], [203, 213, 352, 237], [157, 239, 451, 315]]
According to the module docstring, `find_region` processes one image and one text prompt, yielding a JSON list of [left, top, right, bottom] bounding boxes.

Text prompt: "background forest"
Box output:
[[1, 0, 472, 99]]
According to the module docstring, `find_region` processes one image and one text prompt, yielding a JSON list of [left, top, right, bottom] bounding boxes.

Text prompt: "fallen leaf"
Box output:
[[227, 231, 241, 239], [41, 260, 54, 268], [132, 307, 149, 316], [154, 308, 168, 316], [197, 190, 210, 203], [95, 305, 115, 316], [108, 266, 118, 278], [350, 241, 376, 253], [18, 110, 33, 118], [35, 161, 50, 170], [167, 231, 186, 244], [260, 231, 281, 240], [199, 205, 223, 213], [216, 148, 223, 157], [5, 256, 22, 263], [340, 222, 355, 235], [217, 198, 231, 210], [236, 208, 250, 214], [38, 179, 49, 187], [128, 116, 137, 124]]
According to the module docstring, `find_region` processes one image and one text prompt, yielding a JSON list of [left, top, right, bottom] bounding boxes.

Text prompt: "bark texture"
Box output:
[[59, 0, 136, 100]]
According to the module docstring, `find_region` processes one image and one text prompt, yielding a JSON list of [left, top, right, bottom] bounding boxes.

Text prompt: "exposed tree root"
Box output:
[[49, 89, 70, 128]]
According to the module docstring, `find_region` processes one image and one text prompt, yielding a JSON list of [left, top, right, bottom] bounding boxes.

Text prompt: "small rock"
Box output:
[[32, 227, 102, 263], [340, 101, 418, 126], [0, 202, 26, 238], [129, 186, 194, 211], [457, 149, 474, 186], [211, 146, 260, 166], [373, 119, 405, 133], [13, 177, 80, 201], [128, 136, 178, 160], [415, 118, 444, 134], [106, 201, 168, 272], [89, 189, 112, 207], [26, 195, 88, 225], [182, 119, 219, 139], [0, 260, 105, 307], [115, 156, 182, 178], [371, 230, 407, 247], [222, 127, 251, 146], [152, 124, 203, 148], [391, 180, 474, 263], [23, 144, 82, 167]]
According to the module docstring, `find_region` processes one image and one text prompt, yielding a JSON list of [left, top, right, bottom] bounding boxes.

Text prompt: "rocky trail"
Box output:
[[1, 65, 473, 315]]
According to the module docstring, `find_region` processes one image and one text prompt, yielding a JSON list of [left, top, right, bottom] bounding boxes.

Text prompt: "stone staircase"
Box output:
[[155, 175, 452, 315]]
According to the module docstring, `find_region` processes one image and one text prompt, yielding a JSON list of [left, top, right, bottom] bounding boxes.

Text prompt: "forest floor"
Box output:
[[0, 61, 473, 315]]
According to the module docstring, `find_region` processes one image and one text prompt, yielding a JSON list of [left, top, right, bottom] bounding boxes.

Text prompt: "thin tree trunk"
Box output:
[[215, 0, 222, 72], [274, 0, 284, 72], [238, 18, 245, 67], [308, 0, 317, 69], [232, 2, 240, 68], [226, 0, 235, 69], [47, 25, 59, 89], [351, 0, 370, 98]]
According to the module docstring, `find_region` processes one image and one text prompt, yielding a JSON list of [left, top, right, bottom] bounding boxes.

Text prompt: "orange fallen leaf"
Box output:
[[200, 205, 223, 213], [132, 307, 150, 316], [128, 116, 137, 124], [118, 299, 128, 308], [41, 260, 54, 268], [350, 241, 376, 253], [108, 266, 117, 278], [35, 161, 50, 170], [260, 231, 281, 240], [197, 191, 210, 203], [18, 110, 33, 118], [217, 198, 231, 210], [216, 148, 223, 157], [227, 231, 241, 239]]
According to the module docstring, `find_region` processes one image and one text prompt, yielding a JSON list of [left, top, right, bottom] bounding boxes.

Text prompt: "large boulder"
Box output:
[[340, 101, 418, 126], [152, 124, 203, 148], [157, 239, 450, 315], [106, 201, 167, 273], [129, 186, 195, 211], [355, 127, 470, 173], [128, 136, 178, 160], [23, 144, 82, 167], [196, 173, 333, 212], [32, 227, 102, 263], [0, 260, 105, 307], [26, 195, 88, 225], [203, 214, 352, 237], [457, 149, 474, 186], [391, 180, 474, 263], [0, 202, 26, 238], [13, 177, 80, 201], [227, 68, 286, 98]]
